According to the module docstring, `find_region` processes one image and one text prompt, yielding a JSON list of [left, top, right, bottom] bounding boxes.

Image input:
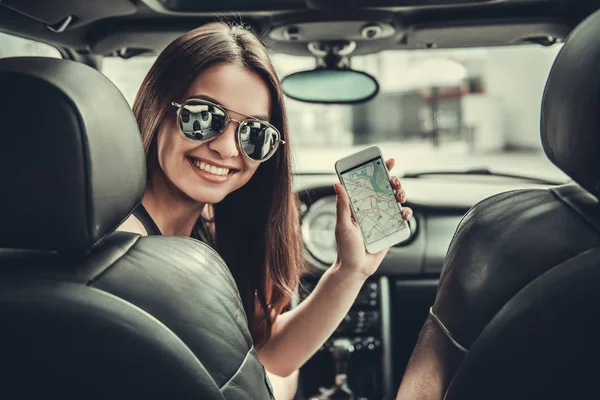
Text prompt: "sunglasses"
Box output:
[[171, 98, 285, 162]]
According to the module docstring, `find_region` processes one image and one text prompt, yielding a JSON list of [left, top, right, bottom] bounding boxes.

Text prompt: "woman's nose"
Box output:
[[207, 121, 239, 159]]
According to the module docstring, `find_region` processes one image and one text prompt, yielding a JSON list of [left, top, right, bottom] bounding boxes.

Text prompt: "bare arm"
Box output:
[[396, 316, 465, 400], [257, 264, 367, 377], [267, 370, 299, 400], [257, 159, 411, 377]]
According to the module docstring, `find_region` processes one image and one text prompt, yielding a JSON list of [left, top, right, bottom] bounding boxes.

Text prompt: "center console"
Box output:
[[297, 277, 394, 400]]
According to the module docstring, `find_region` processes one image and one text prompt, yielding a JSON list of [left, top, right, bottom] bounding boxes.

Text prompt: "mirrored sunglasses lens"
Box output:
[[179, 102, 227, 140], [239, 121, 279, 161]]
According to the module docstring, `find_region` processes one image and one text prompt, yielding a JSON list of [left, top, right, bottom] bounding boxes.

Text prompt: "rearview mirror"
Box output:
[[281, 68, 379, 104]]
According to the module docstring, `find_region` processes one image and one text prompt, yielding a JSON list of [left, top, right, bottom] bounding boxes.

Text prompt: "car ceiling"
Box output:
[[0, 0, 599, 59]]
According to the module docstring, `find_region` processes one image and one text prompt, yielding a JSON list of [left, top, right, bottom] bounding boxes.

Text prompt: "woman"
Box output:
[[118, 22, 412, 399]]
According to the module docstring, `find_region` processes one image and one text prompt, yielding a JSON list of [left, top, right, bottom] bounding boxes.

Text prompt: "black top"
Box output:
[[132, 203, 162, 236], [132, 204, 211, 244]]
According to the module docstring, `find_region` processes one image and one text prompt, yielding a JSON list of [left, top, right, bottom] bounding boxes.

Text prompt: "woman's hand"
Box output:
[[333, 158, 412, 279], [258, 161, 409, 374]]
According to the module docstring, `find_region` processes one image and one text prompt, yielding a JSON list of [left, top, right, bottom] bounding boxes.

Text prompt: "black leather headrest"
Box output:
[[0, 57, 145, 255], [541, 10, 600, 197]]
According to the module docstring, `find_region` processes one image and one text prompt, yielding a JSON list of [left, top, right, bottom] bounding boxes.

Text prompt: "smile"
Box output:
[[189, 157, 233, 176]]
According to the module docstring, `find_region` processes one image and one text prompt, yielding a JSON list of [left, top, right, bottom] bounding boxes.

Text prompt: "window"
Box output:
[[101, 43, 567, 182], [102, 56, 155, 105], [0, 31, 61, 59]]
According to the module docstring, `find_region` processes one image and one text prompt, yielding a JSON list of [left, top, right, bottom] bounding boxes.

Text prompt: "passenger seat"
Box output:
[[0, 56, 273, 400]]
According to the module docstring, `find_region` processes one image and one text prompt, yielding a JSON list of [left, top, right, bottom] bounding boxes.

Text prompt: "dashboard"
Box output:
[[295, 174, 554, 277]]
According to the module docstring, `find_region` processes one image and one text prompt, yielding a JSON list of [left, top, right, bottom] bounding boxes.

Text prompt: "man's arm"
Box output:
[[396, 316, 465, 400]]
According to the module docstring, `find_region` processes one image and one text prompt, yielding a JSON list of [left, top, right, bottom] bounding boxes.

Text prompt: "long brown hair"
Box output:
[[132, 22, 303, 347]]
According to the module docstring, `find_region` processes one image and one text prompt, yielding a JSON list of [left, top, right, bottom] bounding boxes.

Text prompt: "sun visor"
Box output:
[[1, 0, 136, 30], [92, 29, 184, 56], [140, 0, 496, 15]]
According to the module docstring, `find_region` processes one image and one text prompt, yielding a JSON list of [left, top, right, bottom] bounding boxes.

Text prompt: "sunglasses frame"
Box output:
[[171, 98, 285, 163]]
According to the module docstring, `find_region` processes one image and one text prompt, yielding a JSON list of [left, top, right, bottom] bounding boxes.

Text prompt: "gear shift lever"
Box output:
[[330, 338, 354, 385], [309, 338, 358, 400]]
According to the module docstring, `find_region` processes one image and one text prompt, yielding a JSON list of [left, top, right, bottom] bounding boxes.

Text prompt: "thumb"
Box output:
[[334, 183, 352, 227], [385, 158, 395, 171]]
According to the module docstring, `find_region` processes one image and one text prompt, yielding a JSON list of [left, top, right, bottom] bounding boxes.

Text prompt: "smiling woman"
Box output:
[[113, 21, 411, 400], [113, 23, 305, 398], [150, 63, 270, 204], [117, 23, 302, 349]]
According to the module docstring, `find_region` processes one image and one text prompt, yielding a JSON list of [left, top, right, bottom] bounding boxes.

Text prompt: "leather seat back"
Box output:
[[0, 57, 272, 400], [445, 247, 600, 400], [398, 9, 600, 400], [0, 278, 224, 399]]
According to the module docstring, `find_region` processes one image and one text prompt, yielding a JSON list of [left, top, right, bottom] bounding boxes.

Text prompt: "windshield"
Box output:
[[102, 44, 567, 182]]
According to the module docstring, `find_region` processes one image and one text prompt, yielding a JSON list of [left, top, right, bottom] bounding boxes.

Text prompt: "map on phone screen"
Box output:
[[340, 158, 407, 245]]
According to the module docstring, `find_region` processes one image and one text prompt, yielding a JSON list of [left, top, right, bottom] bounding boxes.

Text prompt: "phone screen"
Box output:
[[340, 157, 407, 245]]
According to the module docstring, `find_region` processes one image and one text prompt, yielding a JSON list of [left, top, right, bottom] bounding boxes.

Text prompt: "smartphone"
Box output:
[[335, 146, 411, 254]]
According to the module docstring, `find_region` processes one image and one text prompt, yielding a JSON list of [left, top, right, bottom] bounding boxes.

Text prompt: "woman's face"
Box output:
[[155, 63, 272, 205]]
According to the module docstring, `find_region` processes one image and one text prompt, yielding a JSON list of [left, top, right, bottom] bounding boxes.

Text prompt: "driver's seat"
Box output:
[[397, 9, 600, 400]]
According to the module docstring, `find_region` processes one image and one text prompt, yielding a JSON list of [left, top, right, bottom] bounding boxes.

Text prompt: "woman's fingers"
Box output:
[[385, 158, 395, 171], [396, 188, 407, 203], [353, 158, 411, 219], [389, 176, 406, 203], [402, 207, 413, 221], [390, 176, 401, 190]]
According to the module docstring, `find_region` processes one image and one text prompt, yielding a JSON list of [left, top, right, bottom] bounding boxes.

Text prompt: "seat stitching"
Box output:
[[86, 235, 142, 285], [549, 187, 600, 234], [429, 307, 469, 353], [219, 345, 256, 390]]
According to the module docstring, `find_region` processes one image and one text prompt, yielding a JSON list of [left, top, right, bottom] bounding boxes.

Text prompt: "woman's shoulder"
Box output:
[[117, 214, 148, 236]]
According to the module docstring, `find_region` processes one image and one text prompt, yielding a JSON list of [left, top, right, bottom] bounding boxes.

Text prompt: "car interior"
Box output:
[[1, 0, 600, 399]]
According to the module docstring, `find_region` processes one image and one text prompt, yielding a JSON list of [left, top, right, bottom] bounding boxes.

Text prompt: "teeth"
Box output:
[[192, 159, 230, 176]]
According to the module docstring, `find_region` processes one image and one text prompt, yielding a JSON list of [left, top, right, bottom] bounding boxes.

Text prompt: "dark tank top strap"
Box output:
[[132, 204, 162, 236]]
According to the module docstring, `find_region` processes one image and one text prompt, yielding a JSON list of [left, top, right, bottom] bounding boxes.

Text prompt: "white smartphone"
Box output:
[[335, 145, 411, 254]]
